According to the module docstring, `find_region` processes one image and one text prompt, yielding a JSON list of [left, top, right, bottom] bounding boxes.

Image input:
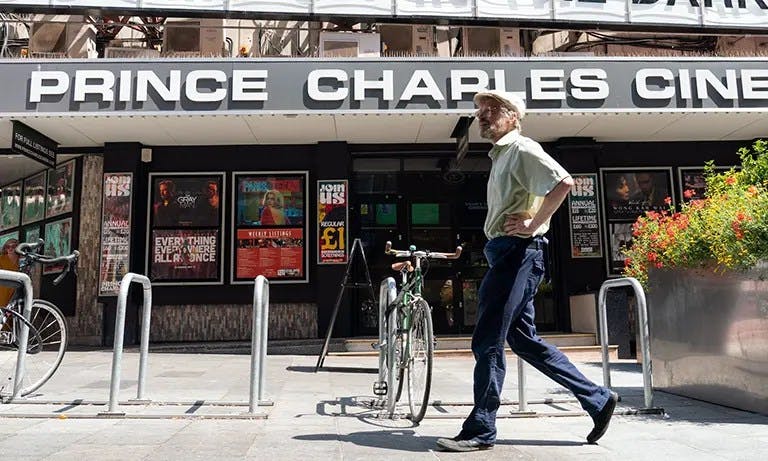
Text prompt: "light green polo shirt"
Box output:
[[484, 130, 570, 239]]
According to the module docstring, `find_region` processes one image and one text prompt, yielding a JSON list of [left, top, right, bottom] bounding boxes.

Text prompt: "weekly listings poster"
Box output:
[[99, 173, 132, 296], [233, 172, 306, 282], [318, 180, 348, 264], [235, 228, 304, 280], [43, 217, 72, 275]]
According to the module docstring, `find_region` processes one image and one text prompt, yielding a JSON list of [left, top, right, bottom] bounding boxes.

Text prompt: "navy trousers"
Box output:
[[459, 236, 611, 444]]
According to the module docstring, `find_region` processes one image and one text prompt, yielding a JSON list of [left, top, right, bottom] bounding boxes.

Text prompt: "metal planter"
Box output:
[[648, 266, 768, 415]]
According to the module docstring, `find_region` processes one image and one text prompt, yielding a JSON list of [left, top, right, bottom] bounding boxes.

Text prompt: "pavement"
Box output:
[[1, 348, 767, 460]]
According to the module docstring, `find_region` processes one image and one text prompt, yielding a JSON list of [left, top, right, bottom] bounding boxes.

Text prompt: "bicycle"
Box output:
[[0, 239, 79, 398], [373, 241, 461, 422]]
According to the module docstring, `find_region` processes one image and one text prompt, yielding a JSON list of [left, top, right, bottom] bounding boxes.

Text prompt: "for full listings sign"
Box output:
[[568, 174, 602, 259], [1, 1, 766, 29], [318, 180, 348, 264], [99, 173, 132, 296], [11, 121, 57, 169], [2, 59, 767, 116]]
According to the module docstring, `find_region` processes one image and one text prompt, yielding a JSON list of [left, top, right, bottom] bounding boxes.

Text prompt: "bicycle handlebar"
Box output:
[[384, 241, 462, 260], [16, 238, 80, 285]]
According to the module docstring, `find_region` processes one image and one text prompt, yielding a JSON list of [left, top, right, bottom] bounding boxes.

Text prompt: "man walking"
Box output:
[[436, 90, 617, 452]]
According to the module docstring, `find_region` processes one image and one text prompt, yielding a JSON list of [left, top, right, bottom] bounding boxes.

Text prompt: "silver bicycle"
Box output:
[[0, 239, 79, 397]]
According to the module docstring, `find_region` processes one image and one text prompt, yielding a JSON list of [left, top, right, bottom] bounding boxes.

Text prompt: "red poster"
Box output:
[[236, 228, 304, 279]]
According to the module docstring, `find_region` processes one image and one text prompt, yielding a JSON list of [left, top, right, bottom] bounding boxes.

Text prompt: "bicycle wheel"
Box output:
[[0, 300, 68, 397], [407, 298, 434, 423]]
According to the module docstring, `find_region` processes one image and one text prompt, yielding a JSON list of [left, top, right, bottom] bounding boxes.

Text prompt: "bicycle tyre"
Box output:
[[407, 298, 434, 423], [5, 300, 68, 396], [385, 291, 402, 417]]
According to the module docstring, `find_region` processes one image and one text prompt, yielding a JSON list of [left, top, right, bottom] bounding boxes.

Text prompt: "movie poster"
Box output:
[[678, 167, 734, 204], [22, 226, 40, 244], [607, 222, 635, 276], [43, 217, 72, 275], [0, 181, 21, 231], [150, 175, 222, 227], [22, 171, 46, 225], [99, 173, 132, 296], [235, 228, 304, 280], [0, 231, 19, 249], [318, 180, 348, 264], [568, 174, 602, 258], [150, 229, 220, 282], [46, 159, 76, 218], [602, 169, 673, 221], [235, 175, 305, 227]]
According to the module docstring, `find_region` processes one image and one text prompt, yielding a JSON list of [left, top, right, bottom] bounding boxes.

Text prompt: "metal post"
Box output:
[[136, 276, 153, 401], [1, 270, 35, 400], [598, 277, 660, 412], [249, 275, 269, 413], [517, 359, 527, 412], [105, 273, 152, 415]]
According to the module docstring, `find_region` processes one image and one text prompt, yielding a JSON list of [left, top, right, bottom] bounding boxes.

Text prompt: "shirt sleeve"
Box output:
[[512, 138, 570, 197]]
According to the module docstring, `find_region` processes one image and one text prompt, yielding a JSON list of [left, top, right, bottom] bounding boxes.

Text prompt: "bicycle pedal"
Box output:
[[372, 381, 388, 396], [371, 342, 381, 351], [0, 331, 12, 345]]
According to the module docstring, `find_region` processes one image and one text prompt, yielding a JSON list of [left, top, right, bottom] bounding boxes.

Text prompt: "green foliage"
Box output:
[[623, 140, 768, 288]]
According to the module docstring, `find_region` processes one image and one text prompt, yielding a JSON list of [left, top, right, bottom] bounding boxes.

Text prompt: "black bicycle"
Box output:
[[0, 239, 79, 397]]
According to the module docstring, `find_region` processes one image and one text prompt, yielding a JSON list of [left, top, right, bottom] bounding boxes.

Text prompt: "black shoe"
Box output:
[[587, 391, 619, 444], [436, 437, 494, 452]]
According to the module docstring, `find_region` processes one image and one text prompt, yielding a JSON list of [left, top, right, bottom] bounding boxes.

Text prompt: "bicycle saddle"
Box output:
[[391, 261, 414, 272]]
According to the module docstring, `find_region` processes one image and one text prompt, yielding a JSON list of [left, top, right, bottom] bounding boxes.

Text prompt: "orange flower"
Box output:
[[747, 185, 758, 197], [664, 196, 672, 205], [683, 189, 696, 199], [725, 175, 737, 185]]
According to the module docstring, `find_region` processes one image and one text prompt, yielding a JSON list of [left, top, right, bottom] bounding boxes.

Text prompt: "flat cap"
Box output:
[[473, 90, 526, 120]]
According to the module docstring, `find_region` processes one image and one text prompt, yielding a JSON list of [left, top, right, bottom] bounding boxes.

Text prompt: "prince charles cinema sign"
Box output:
[[1, 58, 766, 116]]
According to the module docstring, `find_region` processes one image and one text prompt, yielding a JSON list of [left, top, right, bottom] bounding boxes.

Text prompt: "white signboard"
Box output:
[[478, 0, 552, 20], [632, 1, 701, 26], [555, 0, 627, 23]]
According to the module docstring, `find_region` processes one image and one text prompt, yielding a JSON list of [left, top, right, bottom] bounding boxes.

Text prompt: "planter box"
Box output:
[[648, 266, 768, 415]]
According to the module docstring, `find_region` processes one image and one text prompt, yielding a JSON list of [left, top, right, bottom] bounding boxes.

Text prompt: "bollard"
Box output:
[[598, 277, 660, 412], [517, 359, 527, 412], [249, 275, 269, 413], [104, 273, 152, 415], [0, 269, 35, 400]]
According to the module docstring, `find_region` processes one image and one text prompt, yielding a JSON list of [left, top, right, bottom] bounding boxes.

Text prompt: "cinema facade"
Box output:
[[0, 56, 766, 345]]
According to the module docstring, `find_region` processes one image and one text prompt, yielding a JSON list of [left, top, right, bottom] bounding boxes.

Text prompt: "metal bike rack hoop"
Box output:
[[104, 273, 152, 415], [598, 276, 661, 412], [249, 275, 270, 414], [0, 269, 35, 400]]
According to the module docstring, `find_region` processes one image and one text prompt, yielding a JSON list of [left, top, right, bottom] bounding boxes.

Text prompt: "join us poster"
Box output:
[[318, 180, 348, 265]]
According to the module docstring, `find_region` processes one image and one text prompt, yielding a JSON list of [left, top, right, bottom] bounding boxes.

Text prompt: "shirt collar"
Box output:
[[488, 129, 520, 158]]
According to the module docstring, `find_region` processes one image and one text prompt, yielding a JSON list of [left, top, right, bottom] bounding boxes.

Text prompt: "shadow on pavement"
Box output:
[[286, 365, 378, 374], [294, 430, 584, 452]]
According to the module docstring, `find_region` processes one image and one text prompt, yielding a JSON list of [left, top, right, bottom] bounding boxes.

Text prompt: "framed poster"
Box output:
[[46, 159, 76, 218], [600, 167, 674, 278], [232, 171, 308, 284], [568, 173, 602, 258], [22, 225, 40, 244], [678, 166, 736, 204], [43, 217, 72, 275], [0, 231, 19, 249], [600, 168, 674, 221], [606, 222, 634, 276], [145, 172, 225, 285], [22, 171, 46, 225], [148, 173, 223, 228], [317, 180, 348, 265], [0, 181, 22, 231], [99, 173, 133, 296]]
